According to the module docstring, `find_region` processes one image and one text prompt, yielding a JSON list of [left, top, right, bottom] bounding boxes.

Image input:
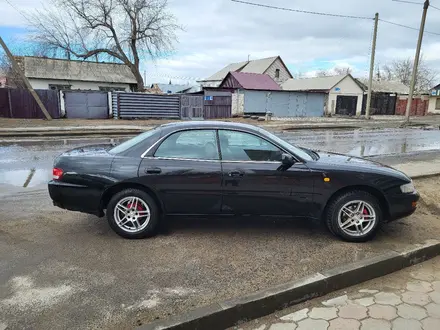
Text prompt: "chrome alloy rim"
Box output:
[[113, 196, 151, 233], [337, 200, 376, 237]]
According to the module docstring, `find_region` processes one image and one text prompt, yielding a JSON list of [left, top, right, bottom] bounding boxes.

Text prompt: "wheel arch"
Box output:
[[322, 185, 390, 221], [100, 182, 164, 215]]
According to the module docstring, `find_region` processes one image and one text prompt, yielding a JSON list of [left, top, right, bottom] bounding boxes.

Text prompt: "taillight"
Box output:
[[53, 168, 63, 180]]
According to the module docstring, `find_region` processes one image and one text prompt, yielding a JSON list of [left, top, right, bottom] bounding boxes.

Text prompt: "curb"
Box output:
[[0, 130, 143, 137], [139, 240, 440, 330], [411, 172, 440, 180]]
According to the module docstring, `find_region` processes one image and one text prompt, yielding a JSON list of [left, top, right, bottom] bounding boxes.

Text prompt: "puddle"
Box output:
[[0, 169, 51, 188]]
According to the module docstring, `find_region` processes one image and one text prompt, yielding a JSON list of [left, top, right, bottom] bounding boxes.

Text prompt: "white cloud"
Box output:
[[2, 0, 440, 84]]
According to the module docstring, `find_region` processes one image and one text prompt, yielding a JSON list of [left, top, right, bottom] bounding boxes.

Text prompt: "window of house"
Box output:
[[99, 86, 126, 92], [435, 98, 440, 110], [155, 130, 219, 160], [49, 84, 71, 90], [275, 69, 280, 79], [219, 130, 283, 162]]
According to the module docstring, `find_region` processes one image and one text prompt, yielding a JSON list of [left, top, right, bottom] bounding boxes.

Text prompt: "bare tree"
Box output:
[[316, 66, 352, 77], [29, 0, 181, 91], [381, 56, 437, 92], [333, 66, 352, 75]]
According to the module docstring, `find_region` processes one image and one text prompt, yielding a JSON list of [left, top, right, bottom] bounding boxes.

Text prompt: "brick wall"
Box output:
[[395, 96, 428, 116]]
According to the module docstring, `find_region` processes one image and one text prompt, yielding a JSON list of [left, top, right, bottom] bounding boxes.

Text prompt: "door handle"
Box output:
[[145, 167, 161, 174], [228, 170, 244, 178]]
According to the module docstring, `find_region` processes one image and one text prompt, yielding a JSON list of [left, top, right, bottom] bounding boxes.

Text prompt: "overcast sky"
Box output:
[[2, 0, 440, 85]]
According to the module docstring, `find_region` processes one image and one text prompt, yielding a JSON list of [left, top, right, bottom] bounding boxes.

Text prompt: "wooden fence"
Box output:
[[0, 88, 61, 119]]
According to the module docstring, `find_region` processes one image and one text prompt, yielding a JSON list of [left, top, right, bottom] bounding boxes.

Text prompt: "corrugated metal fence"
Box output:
[[113, 92, 180, 119], [113, 92, 232, 119], [0, 88, 61, 118], [243, 90, 325, 117]]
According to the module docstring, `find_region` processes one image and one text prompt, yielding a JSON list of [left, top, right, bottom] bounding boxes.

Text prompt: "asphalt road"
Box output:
[[1, 128, 440, 330]]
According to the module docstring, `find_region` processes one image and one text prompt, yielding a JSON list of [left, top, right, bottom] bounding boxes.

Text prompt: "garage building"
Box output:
[[281, 74, 364, 116]]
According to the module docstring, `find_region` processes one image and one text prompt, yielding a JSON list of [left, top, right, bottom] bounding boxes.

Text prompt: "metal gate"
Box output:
[[336, 95, 357, 116], [180, 95, 203, 119], [64, 91, 109, 119]]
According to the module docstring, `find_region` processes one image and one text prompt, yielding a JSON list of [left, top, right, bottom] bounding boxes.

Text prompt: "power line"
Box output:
[[391, 0, 424, 5], [430, 3, 440, 10], [230, 0, 373, 20], [379, 18, 440, 35]]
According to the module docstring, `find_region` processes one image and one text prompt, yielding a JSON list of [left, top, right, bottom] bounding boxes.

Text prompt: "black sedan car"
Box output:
[[49, 121, 419, 242]]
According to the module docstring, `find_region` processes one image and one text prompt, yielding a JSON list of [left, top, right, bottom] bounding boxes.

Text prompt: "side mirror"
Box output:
[[281, 153, 295, 166]]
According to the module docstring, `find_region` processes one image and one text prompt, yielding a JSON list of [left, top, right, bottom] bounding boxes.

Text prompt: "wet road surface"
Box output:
[[1, 127, 440, 188]]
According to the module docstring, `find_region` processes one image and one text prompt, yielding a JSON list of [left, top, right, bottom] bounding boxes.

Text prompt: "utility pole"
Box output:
[[365, 13, 379, 120], [0, 36, 52, 120], [405, 0, 429, 122]]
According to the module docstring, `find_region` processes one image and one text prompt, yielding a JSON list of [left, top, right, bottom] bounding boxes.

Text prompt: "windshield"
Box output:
[[108, 127, 161, 154], [258, 128, 314, 162]]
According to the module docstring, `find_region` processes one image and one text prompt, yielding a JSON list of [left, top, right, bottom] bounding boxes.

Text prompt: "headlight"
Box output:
[[400, 182, 416, 193]]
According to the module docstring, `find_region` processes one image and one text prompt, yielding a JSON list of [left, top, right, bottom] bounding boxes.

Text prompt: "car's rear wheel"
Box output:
[[325, 190, 382, 242], [107, 189, 158, 239]]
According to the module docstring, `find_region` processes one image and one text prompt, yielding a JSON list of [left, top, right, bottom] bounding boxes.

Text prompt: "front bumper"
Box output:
[[387, 191, 420, 222]]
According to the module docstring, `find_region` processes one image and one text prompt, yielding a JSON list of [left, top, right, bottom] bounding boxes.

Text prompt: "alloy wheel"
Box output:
[[113, 196, 151, 233], [337, 200, 377, 237]]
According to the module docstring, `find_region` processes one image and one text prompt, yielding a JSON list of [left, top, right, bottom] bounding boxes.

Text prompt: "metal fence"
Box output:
[[112, 92, 180, 119], [64, 90, 109, 119], [0, 88, 61, 118]]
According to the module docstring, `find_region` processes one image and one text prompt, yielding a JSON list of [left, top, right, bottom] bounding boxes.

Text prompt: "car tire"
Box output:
[[107, 188, 159, 239], [325, 190, 382, 242]]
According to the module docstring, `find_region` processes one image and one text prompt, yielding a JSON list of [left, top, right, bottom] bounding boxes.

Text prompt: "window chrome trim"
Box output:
[[142, 156, 220, 162], [140, 127, 305, 164]]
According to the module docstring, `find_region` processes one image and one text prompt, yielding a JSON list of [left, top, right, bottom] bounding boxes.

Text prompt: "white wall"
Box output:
[[428, 96, 440, 114], [28, 78, 131, 91], [231, 90, 245, 115], [327, 76, 364, 116]]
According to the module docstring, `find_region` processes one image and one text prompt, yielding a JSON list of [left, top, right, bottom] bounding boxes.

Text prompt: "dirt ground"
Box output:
[[0, 176, 439, 330]]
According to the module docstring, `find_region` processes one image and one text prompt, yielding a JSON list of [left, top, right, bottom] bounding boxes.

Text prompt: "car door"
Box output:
[[138, 129, 222, 215], [219, 129, 315, 217]]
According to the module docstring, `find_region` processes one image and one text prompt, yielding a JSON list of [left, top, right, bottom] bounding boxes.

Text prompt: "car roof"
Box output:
[[159, 120, 262, 133]]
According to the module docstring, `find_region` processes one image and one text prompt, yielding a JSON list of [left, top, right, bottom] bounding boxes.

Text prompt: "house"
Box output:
[[282, 74, 364, 116], [198, 56, 293, 88], [356, 79, 409, 115], [149, 82, 195, 94], [14, 56, 137, 91], [215, 71, 324, 117], [428, 84, 440, 115]]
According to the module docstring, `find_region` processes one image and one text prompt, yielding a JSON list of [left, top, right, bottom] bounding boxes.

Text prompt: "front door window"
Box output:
[[218, 130, 283, 162]]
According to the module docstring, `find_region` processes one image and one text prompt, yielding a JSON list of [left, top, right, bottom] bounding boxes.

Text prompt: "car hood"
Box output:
[[314, 151, 411, 181], [60, 144, 114, 157]]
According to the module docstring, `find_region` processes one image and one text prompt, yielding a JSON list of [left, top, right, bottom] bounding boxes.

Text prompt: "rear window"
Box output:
[[108, 127, 161, 154]]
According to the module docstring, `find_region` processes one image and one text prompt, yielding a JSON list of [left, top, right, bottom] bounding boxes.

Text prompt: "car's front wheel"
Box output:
[[107, 189, 159, 239], [325, 190, 382, 242]]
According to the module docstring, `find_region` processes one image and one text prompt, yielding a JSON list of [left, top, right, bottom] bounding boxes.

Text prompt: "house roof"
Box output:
[[220, 71, 281, 91], [155, 83, 191, 93], [282, 75, 347, 91], [203, 56, 287, 82], [356, 78, 409, 94], [17, 56, 137, 84]]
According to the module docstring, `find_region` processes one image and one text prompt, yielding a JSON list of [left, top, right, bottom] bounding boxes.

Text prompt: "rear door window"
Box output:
[[154, 130, 219, 160]]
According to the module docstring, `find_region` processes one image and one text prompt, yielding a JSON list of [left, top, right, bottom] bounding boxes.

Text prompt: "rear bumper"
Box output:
[[387, 191, 420, 222], [48, 180, 104, 217]]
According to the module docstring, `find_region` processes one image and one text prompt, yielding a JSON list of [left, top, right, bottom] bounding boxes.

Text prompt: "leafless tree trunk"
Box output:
[[381, 56, 437, 93], [29, 0, 181, 91]]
